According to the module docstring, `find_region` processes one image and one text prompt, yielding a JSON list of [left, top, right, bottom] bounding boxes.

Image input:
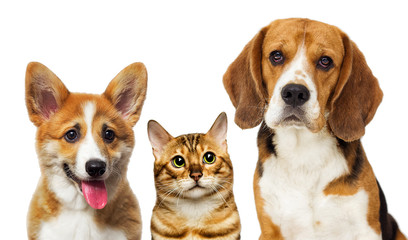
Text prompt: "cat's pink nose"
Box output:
[[190, 172, 203, 182]]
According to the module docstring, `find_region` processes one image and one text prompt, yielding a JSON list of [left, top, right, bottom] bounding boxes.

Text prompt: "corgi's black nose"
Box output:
[[85, 159, 106, 177]]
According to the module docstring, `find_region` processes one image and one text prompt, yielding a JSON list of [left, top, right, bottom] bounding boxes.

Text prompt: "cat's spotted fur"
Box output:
[[148, 113, 241, 240]]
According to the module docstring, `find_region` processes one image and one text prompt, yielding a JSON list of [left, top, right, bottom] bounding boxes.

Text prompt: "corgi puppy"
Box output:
[[25, 62, 147, 240]]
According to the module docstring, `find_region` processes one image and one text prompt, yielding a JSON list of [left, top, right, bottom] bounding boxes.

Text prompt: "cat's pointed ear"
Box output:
[[25, 62, 70, 127], [103, 62, 147, 127], [147, 120, 174, 159], [207, 112, 228, 151]]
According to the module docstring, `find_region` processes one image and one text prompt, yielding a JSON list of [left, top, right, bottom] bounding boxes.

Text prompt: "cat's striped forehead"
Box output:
[[176, 134, 204, 153]]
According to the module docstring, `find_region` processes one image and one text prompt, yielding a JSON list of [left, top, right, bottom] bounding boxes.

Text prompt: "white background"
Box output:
[[0, 0, 407, 239]]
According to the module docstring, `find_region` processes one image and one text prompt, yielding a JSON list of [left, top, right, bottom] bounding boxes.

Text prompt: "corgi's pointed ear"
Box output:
[[103, 62, 147, 126], [147, 120, 173, 159], [25, 62, 70, 126], [207, 112, 228, 151]]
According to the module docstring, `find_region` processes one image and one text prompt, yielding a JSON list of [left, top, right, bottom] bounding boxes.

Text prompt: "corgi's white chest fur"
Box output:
[[48, 174, 88, 210], [39, 175, 126, 240], [38, 208, 126, 240], [258, 127, 381, 240]]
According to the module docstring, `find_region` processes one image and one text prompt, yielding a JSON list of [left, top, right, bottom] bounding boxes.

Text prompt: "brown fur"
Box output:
[[25, 62, 146, 240], [323, 140, 382, 234], [27, 177, 61, 240], [253, 167, 283, 240], [148, 113, 241, 240], [223, 18, 406, 239]]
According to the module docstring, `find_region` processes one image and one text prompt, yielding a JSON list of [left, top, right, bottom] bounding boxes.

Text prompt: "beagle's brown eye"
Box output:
[[317, 56, 333, 70], [269, 51, 284, 65]]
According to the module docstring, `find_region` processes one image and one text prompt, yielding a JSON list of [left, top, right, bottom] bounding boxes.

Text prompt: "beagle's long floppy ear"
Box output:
[[223, 27, 268, 129], [328, 33, 383, 142], [25, 62, 70, 127], [103, 62, 148, 127]]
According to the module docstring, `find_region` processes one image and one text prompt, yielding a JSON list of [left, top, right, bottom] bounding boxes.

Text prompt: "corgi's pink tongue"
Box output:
[[81, 180, 107, 209]]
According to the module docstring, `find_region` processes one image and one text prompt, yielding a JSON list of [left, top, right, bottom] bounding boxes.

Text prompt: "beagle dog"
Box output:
[[223, 18, 406, 240]]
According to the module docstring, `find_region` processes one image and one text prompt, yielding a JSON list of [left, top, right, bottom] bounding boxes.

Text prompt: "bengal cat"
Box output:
[[147, 112, 241, 240]]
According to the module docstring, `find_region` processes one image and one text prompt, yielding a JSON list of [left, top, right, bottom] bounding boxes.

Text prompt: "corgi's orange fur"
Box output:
[[25, 62, 147, 240]]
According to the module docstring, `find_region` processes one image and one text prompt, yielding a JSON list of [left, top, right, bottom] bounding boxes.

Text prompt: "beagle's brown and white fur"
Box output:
[[223, 18, 406, 240]]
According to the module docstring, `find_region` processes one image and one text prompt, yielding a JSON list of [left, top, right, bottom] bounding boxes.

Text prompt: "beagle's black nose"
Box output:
[[85, 159, 106, 177], [281, 84, 310, 107]]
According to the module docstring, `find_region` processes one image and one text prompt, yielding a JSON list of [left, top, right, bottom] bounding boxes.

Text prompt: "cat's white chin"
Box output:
[[184, 186, 211, 199]]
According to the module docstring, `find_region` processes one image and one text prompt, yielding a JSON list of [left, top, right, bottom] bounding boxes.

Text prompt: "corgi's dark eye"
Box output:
[[103, 130, 115, 143], [64, 130, 78, 143], [172, 156, 185, 168], [203, 152, 216, 164]]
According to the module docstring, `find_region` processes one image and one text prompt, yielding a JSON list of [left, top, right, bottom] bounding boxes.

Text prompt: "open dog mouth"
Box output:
[[63, 163, 108, 209]]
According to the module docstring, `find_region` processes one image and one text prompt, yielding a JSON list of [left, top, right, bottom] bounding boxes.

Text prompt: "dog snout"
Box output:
[[281, 84, 310, 107], [85, 159, 106, 177]]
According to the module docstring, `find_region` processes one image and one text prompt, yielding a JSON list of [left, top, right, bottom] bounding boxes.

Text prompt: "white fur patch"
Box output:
[[178, 176, 216, 199], [75, 102, 105, 179], [171, 196, 223, 225], [49, 174, 88, 210], [264, 46, 320, 128], [38, 209, 126, 240], [258, 127, 381, 239], [43, 140, 87, 210], [163, 176, 226, 222]]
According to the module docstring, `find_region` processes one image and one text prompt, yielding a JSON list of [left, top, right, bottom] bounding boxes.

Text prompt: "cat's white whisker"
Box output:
[[210, 185, 230, 208], [158, 187, 179, 207], [176, 188, 184, 207], [214, 182, 233, 194]]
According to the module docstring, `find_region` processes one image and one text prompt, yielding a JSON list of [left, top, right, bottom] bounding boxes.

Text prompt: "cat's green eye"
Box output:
[[172, 156, 185, 168], [203, 152, 216, 164]]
